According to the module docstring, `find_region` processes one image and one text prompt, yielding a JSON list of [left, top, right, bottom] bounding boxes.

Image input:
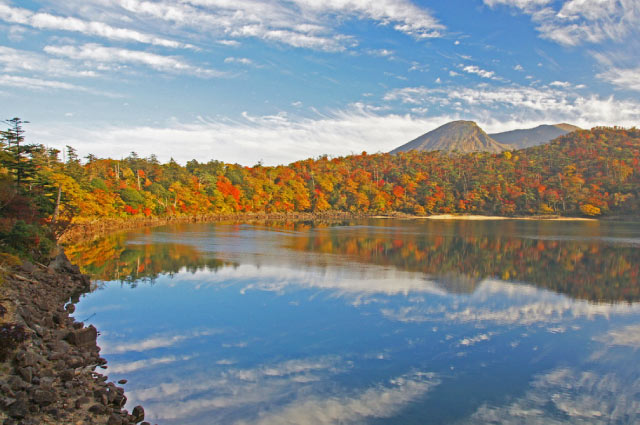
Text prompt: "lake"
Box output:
[[68, 219, 640, 425]]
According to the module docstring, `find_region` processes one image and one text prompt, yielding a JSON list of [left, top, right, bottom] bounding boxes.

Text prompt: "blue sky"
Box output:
[[1, 0, 639, 165]]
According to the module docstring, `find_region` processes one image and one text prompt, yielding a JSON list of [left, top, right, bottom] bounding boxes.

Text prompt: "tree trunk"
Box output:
[[52, 186, 62, 223]]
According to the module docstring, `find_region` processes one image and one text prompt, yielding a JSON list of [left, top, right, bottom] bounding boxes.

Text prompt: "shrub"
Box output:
[[0, 220, 55, 262], [119, 187, 145, 206], [91, 178, 108, 191], [580, 203, 601, 216]]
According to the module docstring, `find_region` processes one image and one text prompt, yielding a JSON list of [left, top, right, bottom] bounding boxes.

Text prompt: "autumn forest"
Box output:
[[1, 123, 639, 260]]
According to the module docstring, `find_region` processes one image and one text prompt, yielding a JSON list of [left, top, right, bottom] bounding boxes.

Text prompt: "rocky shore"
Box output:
[[0, 251, 148, 425]]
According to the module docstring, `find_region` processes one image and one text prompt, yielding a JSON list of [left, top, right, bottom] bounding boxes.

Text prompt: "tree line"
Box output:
[[1, 120, 639, 259]]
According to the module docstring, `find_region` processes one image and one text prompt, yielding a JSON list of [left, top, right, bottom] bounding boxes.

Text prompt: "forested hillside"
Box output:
[[1, 125, 639, 239]]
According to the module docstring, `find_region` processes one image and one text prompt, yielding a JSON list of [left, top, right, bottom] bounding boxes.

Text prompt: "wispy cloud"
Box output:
[[597, 66, 640, 92], [30, 105, 454, 165], [101, 328, 220, 354], [484, 0, 640, 46], [596, 324, 640, 348], [53, 0, 443, 52], [0, 74, 93, 93], [44, 43, 224, 77], [224, 57, 258, 66], [381, 279, 640, 326], [383, 84, 640, 129], [466, 366, 640, 424], [0, 2, 192, 49], [461, 64, 497, 79], [109, 355, 194, 374], [237, 371, 439, 425], [0, 45, 97, 77]]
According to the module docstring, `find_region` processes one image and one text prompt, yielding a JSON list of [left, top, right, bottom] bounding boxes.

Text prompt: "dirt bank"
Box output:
[[0, 251, 148, 425]]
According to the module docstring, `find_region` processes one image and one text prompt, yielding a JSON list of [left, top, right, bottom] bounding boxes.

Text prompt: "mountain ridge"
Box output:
[[392, 121, 581, 154], [490, 123, 581, 149], [391, 120, 509, 154]]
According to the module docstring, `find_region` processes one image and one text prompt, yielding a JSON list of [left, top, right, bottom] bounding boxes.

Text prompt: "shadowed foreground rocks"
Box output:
[[0, 250, 150, 425]]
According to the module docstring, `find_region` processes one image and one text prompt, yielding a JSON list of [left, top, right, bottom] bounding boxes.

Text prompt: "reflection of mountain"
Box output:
[[283, 224, 640, 303], [67, 232, 234, 284]]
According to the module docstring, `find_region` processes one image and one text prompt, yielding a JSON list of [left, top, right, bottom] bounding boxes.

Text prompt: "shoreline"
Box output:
[[59, 211, 606, 245], [418, 214, 598, 221], [0, 251, 147, 425]]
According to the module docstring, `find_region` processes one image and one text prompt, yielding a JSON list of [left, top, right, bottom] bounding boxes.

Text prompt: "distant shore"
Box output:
[[418, 214, 598, 221], [59, 211, 609, 244]]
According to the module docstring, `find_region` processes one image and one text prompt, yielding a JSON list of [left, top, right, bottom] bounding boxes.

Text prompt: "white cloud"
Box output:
[[286, 0, 445, 39], [163, 262, 448, 298], [381, 279, 640, 326], [0, 2, 191, 49], [30, 104, 455, 165], [109, 355, 194, 374], [514, 64, 524, 71], [366, 48, 395, 57], [44, 43, 223, 77], [100, 328, 220, 354], [238, 371, 439, 425], [549, 80, 571, 87], [0, 73, 102, 93], [49, 0, 443, 52], [596, 324, 640, 348], [0, 45, 97, 78], [461, 65, 496, 79], [383, 84, 640, 129], [224, 57, 257, 66], [466, 367, 640, 424], [484, 0, 640, 46], [597, 66, 640, 92]]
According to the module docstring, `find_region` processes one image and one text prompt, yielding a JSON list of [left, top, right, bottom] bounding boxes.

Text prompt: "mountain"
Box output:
[[391, 120, 509, 154], [490, 123, 581, 149]]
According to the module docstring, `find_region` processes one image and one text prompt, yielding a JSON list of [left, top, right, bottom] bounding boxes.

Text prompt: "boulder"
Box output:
[[131, 405, 145, 423], [65, 326, 97, 348], [31, 388, 56, 406]]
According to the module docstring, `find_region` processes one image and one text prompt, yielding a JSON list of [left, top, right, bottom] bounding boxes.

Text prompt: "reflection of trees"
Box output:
[[66, 232, 233, 285], [284, 223, 640, 303]]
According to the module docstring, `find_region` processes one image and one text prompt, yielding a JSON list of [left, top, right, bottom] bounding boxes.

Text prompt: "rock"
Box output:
[[0, 396, 16, 408], [18, 366, 33, 383], [20, 261, 36, 274], [66, 355, 84, 368], [8, 376, 27, 392], [7, 398, 28, 419], [31, 388, 56, 406], [131, 405, 145, 423], [61, 369, 75, 381], [48, 251, 80, 274], [74, 396, 90, 408], [107, 413, 123, 425], [107, 387, 127, 407], [88, 404, 106, 415], [65, 325, 97, 348], [16, 350, 37, 367]]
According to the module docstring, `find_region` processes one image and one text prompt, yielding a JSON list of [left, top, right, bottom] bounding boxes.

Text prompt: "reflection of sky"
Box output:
[[74, 222, 640, 425]]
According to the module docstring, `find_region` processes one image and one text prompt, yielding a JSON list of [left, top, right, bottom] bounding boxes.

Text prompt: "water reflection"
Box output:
[[69, 220, 640, 425], [69, 220, 640, 302], [67, 230, 234, 285]]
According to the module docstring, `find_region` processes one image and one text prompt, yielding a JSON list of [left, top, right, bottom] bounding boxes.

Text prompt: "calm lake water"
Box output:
[[69, 219, 640, 425]]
